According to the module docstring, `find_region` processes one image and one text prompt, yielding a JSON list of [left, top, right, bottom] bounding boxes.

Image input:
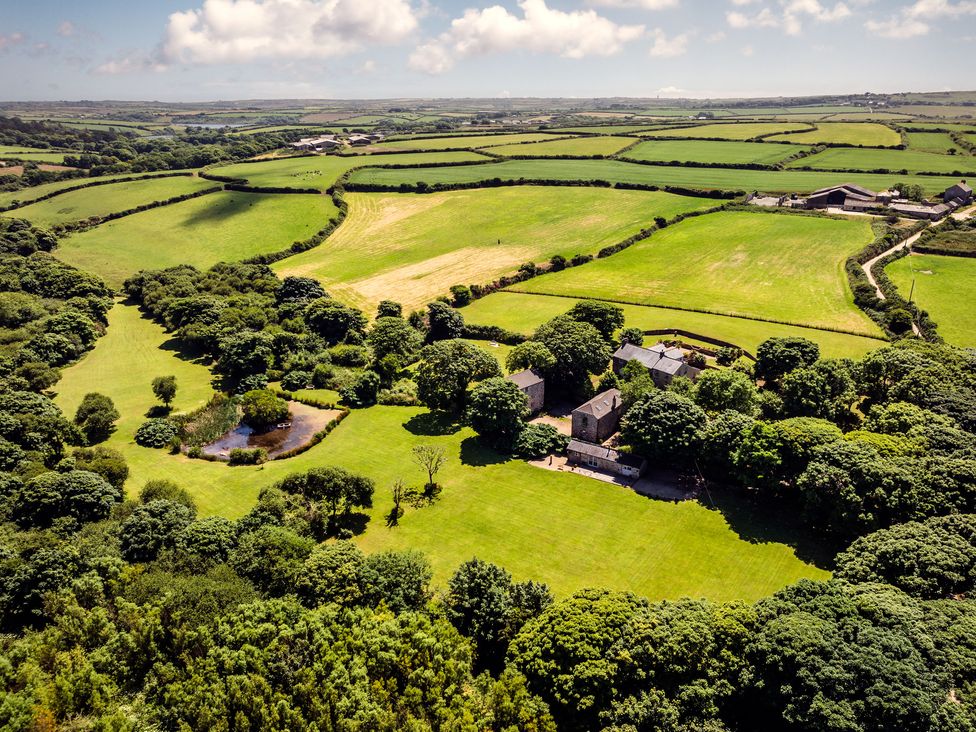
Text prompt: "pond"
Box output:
[[201, 400, 343, 459]]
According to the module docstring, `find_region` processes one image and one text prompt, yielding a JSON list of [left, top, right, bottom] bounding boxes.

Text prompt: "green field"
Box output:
[[887, 253, 976, 347], [516, 211, 881, 336], [0, 171, 191, 209], [489, 135, 635, 157], [768, 122, 901, 147], [7, 175, 216, 226], [547, 125, 666, 134], [622, 139, 809, 165], [56, 191, 338, 287], [790, 147, 976, 175], [0, 149, 76, 164], [53, 302, 827, 601], [905, 123, 976, 133], [206, 150, 489, 190], [906, 132, 960, 154], [642, 122, 812, 140], [274, 186, 715, 312], [346, 158, 960, 195], [462, 291, 885, 358], [366, 133, 562, 152]]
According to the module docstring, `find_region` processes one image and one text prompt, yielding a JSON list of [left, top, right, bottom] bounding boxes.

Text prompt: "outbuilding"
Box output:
[[566, 439, 647, 479], [508, 369, 545, 414], [571, 388, 624, 443]]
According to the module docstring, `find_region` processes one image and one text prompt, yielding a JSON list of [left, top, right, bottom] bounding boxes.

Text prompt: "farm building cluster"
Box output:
[[508, 341, 704, 483], [290, 133, 385, 152]]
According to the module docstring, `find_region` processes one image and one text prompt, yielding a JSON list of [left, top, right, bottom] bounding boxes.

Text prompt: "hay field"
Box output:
[[768, 122, 901, 147], [641, 122, 812, 140], [622, 139, 809, 165]]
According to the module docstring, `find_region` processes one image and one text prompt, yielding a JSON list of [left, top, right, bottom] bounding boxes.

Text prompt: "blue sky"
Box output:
[[0, 0, 973, 101]]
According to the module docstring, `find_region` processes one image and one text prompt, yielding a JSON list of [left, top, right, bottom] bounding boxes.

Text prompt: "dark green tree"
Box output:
[[416, 340, 501, 412], [467, 377, 530, 450], [621, 390, 707, 462]]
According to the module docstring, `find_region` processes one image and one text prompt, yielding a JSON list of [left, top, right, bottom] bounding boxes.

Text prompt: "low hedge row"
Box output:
[[225, 183, 320, 194], [53, 185, 222, 234], [871, 247, 941, 341], [460, 323, 527, 345], [0, 171, 193, 212], [595, 203, 729, 258], [240, 191, 347, 266]]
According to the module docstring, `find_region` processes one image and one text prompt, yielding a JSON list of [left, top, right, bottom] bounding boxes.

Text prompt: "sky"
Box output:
[[0, 0, 974, 102]]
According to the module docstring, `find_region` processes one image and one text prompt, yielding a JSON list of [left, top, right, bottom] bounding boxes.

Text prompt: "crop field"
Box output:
[[790, 147, 976, 174], [0, 171, 192, 209], [53, 303, 826, 600], [365, 133, 561, 152], [906, 132, 960, 153], [273, 186, 715, 312], [488, 135, 635, 157], [7, 175, 216, 226], [56, 191, 338, 287], [642, 122, 812, 140], [887, 253, 976, 347], [767, 122, 901, 147], [346, 158, 960, 194], [516, 210, 880, 335], [206, 150, 489, 190], [461, 291, 885, 358], [547, 125, 667, 134], [622, 139, 809, 165]]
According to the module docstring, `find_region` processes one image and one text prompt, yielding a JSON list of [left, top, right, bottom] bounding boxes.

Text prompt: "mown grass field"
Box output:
[[56, 191, 338, 287], [8, 175, 216, 226], [273, 187, 715, 313], [790, 147, 976, 174], [887, 253, 976, 347], [516, 211, 881, 336], [489, 136, 635, 157], [0, 171, 191, 209], [365, 133, 562, 152], [906, 132, 960, 154], [0, 151, 75, 164], [548, 125, 666, 134], [768, 122, 901, 147], [460, 291, 885, 359], [642, 122, 812, 140], [206, 150, 489, 190], [346, 158, 960, 195], [622, 139, 809, 165], [53, 303, 827, 601]]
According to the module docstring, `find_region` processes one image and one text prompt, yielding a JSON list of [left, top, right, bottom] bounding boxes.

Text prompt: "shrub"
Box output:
[[135, 418, 178, 448], [281, 370, 311, 391], [329, 344, 370, 367], [240, 389, 289, 427], [228, 448, 267, 465], [514, 423, 569, 459]]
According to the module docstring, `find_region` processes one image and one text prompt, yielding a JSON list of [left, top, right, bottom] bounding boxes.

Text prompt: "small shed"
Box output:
[[572, 388, 623, 443], [567, 439, 646, 479], [508, 369, 545, 414]]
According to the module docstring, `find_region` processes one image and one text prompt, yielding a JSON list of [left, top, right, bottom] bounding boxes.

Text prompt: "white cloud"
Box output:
[[741, 43, 755, 55], [57, 21, 76, 37], [730, 0, 759, 4], [727, 1, 850, 34], [707, 30, 727, 41], [865, 16, 929, 36], [588, 0, 679, 8], [94, 53, 168, 75], [865, 0, 976, 38], [726, 8, 778, 27], [161, 0, 419, 65], [409, 0, 644, 74], [656, 85, 685, 95], [0, 32, 25, 52], [649, 27, 691, 56]]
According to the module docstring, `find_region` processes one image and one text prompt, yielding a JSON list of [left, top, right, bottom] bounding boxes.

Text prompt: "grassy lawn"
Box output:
[[273, 187, 716, 313], [56, 191, 338, 288], [547, 125, 667, 134], [622, 139, 809, 165], [53, 303, 827, 601], [0, 171, 191, 209], [460, 291, 885, 358], [887, 253, 976, 347], [906, 132, 960, 154], [8, 176, 216, 226], [346, 158, 959, 195], [206, 150, 489, 191], [767, 122, 902, 147], [365, 133, 562, 152], [642, 122, 812, 140], [516, 210, 881, 336], [489, 136, 635, 157], [0, 151, 75, 164], [790, 147, 976, 175]]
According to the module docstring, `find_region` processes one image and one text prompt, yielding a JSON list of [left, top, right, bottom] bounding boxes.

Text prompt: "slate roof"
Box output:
[[508, 369, 544, 389], [613, 343, 688, 374], [567, 439, 646, 468], [574, 389, 622, 418], [811, 183, 877, 198]]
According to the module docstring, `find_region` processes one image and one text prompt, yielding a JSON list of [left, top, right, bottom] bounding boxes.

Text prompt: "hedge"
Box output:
[[53, 185, 223, 234], [0, 171, 194, 213], [240, 191, 347, 266]]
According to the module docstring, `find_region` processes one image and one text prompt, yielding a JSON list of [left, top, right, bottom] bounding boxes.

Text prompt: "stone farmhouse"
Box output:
[[944, 180, 973, 206], [566, 439, 646, 480], [571, 388, 624, 443], [783, 181, 972, 221], [507, 369, 545, 414], [290, 135, 340, 152], [612, 342, 701, 389]]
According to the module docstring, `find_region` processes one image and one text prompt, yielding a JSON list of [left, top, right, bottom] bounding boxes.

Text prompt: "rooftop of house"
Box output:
[[614, 342, 685, 370], [508, 369, 544, 389], [949, 181, 972, 194], [567, 438, 646, 468], [811, 183, 877, 198], [573, 388, 622, 419]]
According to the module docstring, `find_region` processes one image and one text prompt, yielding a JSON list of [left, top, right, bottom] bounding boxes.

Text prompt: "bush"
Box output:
[[73, 392, 119, 445], [281, 370, 311, 391], [228, 447, 267, 465], [514, 423, 569, 459], [329, 344, 370, 367], [240, 389, 289, 427], [135, 418, 178, 448]]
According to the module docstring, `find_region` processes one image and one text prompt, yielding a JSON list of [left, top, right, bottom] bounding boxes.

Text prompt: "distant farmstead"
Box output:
[[291, 135, 340, 152]]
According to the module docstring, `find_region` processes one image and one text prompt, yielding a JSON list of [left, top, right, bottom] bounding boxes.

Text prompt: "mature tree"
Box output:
[[754, 337, 820, 383], [70, 445, 128, 490], [854, 346, 930, 404], [566, 300, 624, 341], [73, 392, 119, 445], [780, 360, 856, 422], [175, 516, 238, 564], [151, 375, 177, 407], [230, 526, 316, 595], [505, 341, 556, 374], [134, 418, 178, 448], [416, 340, 501, 412], [731, 420, 786, 491], [140, 478, 195, 510], [622, 390, 707, 462], [278, 466, 375, 535], [13, 469, 120, 529], [217, 330, 275, 379], [304, 297, 367, 344], [339, 370, 380, 408], [297, 541, 367, 607], [700, 409, 755, 476], [367, 316, 423, 360], [360, 550, 433, 613], [412, 444, 447, 489], [376, 299, 402, 319], [426, 301, 465, 342], [276, 275, 326, 304], [773, 417, 843, 479], [694, 369, 759, 415], [533, 315, 611, 393], [514, 422, 569, 459], [619, 327, 644, 347], [239, 389, 289, 427], [467, 377, 530, 450], [446, 558, 514, 669], [120, 499, 196, 562]]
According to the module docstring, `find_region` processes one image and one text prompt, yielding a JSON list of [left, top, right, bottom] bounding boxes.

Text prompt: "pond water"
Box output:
[[201, 401, 342, 459]]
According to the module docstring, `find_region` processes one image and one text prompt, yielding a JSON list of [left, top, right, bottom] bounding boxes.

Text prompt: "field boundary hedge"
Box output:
[[0, 171, 194, 212], [53, 185, 223, 234], [872, 247, 941, 341], [240, 191, 348, 266]]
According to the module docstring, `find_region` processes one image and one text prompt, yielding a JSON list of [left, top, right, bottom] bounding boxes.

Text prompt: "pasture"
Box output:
[[790, 147, 976, 175], [622, 139, 809, 166], [53, 304, 826, 600], [273, 186, 716, 313], [906, 132, 959, 154], [461, 291, 885, 359], [488, 135, 635, 157], [516, 210, 881, 336], [364, 133, 562, 152], [346, 158, 960, 195], [887, 253, 976, 348], [55, 191, 338, 287], [767, 122, 901, 147], [547, 125, 666, 134], [206, 150, 489, 191], [0, 171, 191, 209], [7, 175, 216, 226], [0, 150, 76, 164], [642, 122, 812, 141]]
